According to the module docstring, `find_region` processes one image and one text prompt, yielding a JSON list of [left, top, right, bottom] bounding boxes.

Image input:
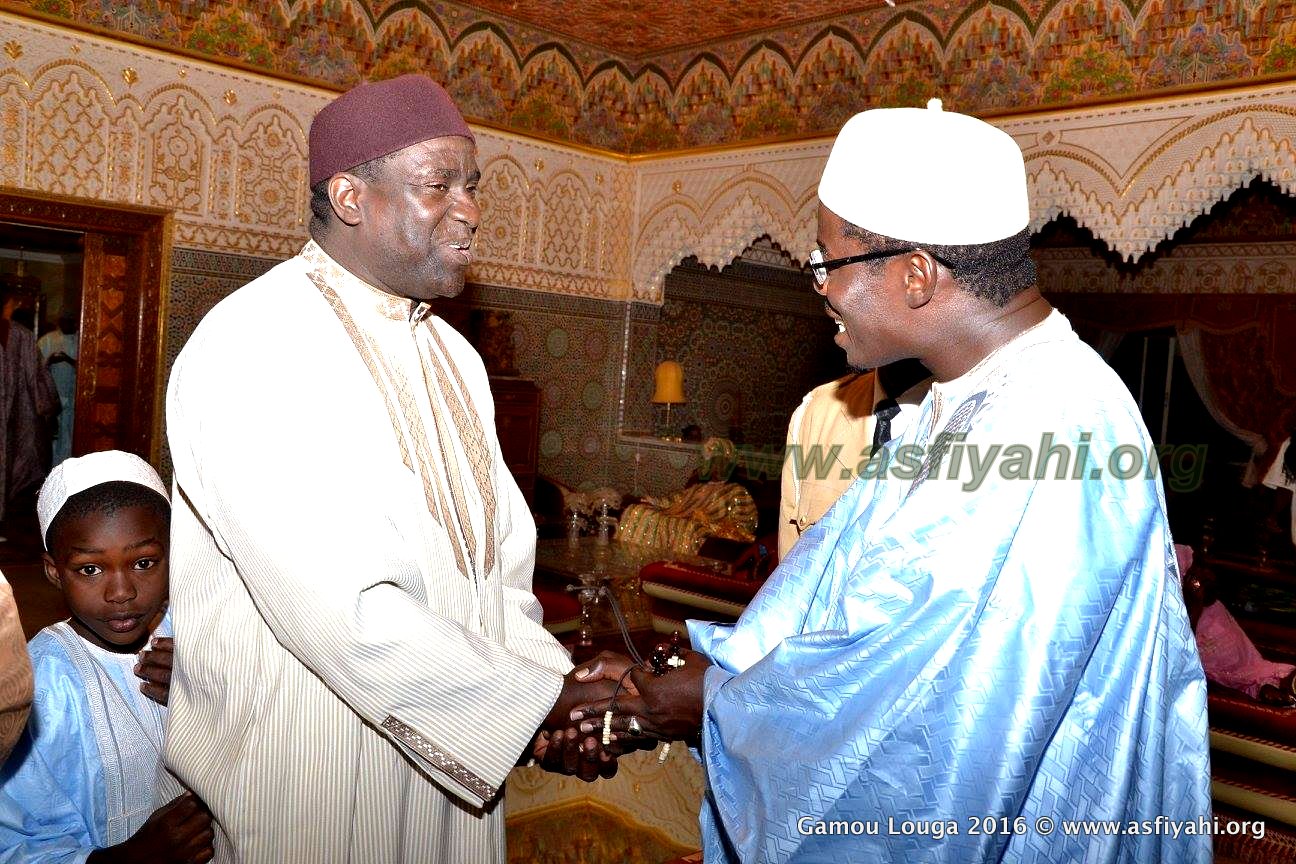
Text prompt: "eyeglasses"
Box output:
[[806, 248, 900, 286], [807, 247, 951, 286]]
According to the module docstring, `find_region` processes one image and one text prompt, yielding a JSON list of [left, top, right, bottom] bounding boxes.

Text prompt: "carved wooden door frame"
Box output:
[[0, 187, 173, 466]]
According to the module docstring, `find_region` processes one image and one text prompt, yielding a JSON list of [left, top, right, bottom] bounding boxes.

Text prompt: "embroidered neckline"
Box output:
[[300, 241, 433, 324]]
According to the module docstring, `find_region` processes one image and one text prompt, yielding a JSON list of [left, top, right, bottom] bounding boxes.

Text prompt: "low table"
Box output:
[[534, 537, 702, 662]]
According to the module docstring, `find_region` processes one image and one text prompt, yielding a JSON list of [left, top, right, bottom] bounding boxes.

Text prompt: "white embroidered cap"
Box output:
[[37, 451, 169, 547], [817, 98, 1030, 246]]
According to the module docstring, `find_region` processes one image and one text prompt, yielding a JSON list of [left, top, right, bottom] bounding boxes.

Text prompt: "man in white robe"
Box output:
[[0, 294, 59, 536], [163, 75, 615, 863], [37, 314, 78, 468]]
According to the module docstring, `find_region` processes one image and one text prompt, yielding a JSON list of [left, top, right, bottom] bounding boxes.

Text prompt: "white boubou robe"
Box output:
[[162, 241, 570, 863]]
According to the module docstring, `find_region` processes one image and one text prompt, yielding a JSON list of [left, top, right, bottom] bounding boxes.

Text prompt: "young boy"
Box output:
[[0, 451, 213, 863]]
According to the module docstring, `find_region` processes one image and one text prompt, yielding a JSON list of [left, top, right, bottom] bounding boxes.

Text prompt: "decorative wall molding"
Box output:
[[632, 80, 1296, 300], [7, 0, 1296, 154], [0, 12, 631, 298], [7, 12, 1296, 305], [1004, 84, 1296, 261], [632, 141, 825, 302], [1036, 241, 1296, 294]]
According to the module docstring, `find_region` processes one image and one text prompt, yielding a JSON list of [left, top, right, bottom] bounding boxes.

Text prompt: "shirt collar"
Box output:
[[301, 240, 434, 325]]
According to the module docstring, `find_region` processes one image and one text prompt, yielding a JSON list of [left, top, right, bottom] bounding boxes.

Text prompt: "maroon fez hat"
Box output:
[[309, 75, 474, 187]]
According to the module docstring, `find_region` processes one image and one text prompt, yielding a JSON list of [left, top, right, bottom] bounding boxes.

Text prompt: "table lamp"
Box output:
[[651, 360, 686, 441]]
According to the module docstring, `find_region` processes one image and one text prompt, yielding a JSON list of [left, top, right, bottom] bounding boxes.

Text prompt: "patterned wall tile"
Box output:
[[657, 261, 842, 448], [161, 247, 283, 478]]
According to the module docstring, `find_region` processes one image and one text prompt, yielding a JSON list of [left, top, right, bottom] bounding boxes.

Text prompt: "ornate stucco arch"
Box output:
[[632, 166, 812, 302], [1012, 96, 1296, 260], [633, 81, 1296, 297]]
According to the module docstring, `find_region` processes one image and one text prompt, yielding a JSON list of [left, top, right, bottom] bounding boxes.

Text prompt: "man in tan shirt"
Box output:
[[0, 572, 32, 763], [779, 361, 930, 558]]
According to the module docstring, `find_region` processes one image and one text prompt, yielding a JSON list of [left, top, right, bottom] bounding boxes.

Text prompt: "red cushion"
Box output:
[[1209, 684, 1296, 746], [638, 562, 765, 605], [533, 584, 580, 626]]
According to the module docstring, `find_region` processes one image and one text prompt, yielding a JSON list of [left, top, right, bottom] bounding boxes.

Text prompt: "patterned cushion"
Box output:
[[616, 482, 757, 554]]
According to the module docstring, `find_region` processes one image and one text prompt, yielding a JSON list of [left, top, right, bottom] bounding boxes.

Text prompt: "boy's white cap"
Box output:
[[817, 99, 1030, 246], [37, 451, 169, 547]]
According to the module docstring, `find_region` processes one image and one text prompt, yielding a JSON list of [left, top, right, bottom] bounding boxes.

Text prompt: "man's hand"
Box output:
[[88, 791, 214, 864], [531, 727, 619, 781], [572, 649, 709, 744], [136, 636, 173, 706], [540, 651, 634, 730], [572, 651, 639, 694], [524, 651, 644, 781]]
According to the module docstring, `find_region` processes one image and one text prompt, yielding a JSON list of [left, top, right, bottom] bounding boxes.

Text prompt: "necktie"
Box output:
[[873, 398, 900, 451]]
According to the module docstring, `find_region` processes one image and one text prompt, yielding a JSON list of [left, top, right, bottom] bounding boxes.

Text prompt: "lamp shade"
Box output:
[[651, 360, 685, 404]]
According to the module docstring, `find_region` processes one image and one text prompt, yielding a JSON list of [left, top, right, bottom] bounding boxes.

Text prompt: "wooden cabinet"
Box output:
[[489, 377, 540, 505]]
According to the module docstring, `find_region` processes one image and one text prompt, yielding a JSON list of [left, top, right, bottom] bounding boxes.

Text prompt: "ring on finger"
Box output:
[[627, 715, 642, 735]]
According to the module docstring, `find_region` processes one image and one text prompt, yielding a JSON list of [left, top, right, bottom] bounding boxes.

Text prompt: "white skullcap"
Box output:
[[817, 98, 1030, 246], [37, 451, 169, 548]]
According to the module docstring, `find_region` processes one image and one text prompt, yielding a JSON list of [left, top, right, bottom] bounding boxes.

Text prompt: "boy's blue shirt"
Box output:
[[0, 614, 171, 863]]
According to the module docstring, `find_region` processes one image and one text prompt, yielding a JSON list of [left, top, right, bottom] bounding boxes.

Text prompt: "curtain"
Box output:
[[1178, 327, 1268, 485], [1050, 293, 1296, 464]]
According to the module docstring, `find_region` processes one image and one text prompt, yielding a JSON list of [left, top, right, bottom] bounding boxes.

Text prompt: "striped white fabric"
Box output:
[[161, 245, 570, 863]]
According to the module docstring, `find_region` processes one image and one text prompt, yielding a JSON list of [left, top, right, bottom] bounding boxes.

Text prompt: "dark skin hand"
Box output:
[[531, 727, 620, 781], [569, 650, 709, 744], [515, 657, 635, 782], [87, 791, 214, 864], [541, 663, 624, 730], [135, 635, 172, 706]]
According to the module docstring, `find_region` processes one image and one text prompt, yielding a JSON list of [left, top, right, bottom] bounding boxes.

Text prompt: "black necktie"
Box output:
[[872, 398, 900, 451]]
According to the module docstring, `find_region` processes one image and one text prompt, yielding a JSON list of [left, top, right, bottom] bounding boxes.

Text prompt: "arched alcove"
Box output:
[[613, 235, 844, 497], [1034, 179, 1296, 561]]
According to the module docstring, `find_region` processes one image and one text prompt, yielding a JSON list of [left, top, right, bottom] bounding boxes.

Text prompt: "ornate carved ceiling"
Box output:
[[463, 0, 887, 57], [5, 1, 1296, 154]]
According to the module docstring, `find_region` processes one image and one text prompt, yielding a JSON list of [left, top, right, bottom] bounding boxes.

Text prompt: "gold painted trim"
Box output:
[[1211, 730, 1296, 771], [466, 117, 630, 161], [624, 132, 835, 163], [1127, 103, 1296, 195], [504, 797, 696, 858], [640, 582, 746, 617], [149, 209, 174, 467], [980, 71, 1296, 124], [1026, 149, 1120, 194], [0, 183, 172, 219], [1211, 780, 1296, 828], [0, 7, 339, 98]]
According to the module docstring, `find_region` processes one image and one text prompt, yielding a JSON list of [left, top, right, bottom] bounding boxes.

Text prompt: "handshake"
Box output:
[[528, 642, 709, 781]]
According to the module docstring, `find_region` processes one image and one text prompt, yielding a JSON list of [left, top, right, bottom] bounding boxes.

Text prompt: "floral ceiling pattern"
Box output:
[[463, 0, 894, 57], [5, 0, 1296, 153]]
